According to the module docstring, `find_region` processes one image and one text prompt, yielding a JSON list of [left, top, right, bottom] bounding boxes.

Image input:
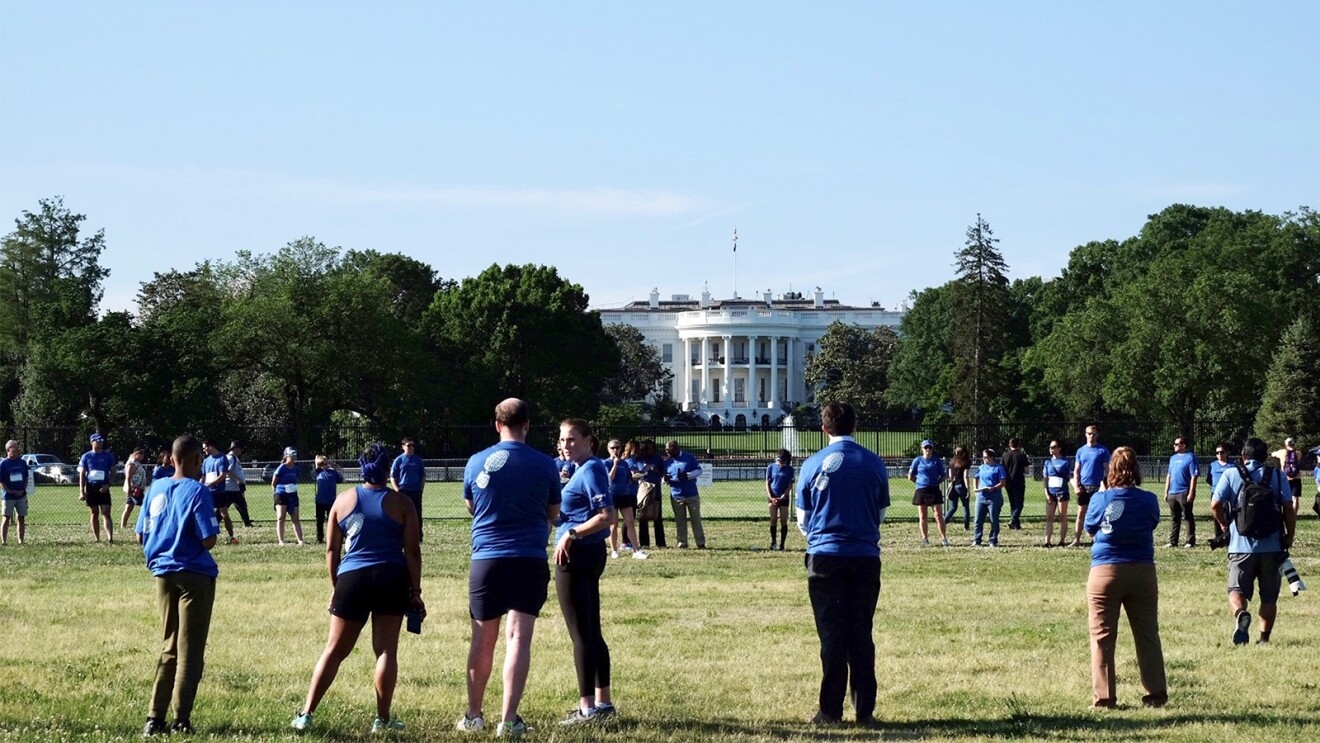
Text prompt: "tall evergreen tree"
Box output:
[[949, 214, 1011, 427], [1254, 313, 1320, 448]]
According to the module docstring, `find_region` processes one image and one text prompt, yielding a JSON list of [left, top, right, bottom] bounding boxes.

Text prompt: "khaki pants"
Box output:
[[671, 497, 705, 548], [150, 571, 216, 723], [1087, 563, 1166, 706]]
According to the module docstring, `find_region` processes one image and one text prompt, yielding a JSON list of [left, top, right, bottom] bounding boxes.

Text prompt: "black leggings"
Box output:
[[555, 540, 610, 698], [315, 503, 333, 543]]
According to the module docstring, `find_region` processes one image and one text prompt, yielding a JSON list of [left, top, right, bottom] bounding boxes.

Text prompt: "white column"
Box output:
[[788, 338, 798, 406], [769, 335, 779, 410], [722, 334, 732, 407], [683, 338, 693, 408], [700, 336, 710, 406], [748, 334, 758, 408]]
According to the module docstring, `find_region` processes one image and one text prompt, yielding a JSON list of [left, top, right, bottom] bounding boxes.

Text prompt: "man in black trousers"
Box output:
[[1002, 438, 1030, 530]]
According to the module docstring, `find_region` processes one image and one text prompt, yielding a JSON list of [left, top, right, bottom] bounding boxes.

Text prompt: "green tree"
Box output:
[[1254, 313, 1320, 447], [601, 323, 673, 404], [803, 322, 900, 420], [949, 214, 1012, 424], [888, 284, 954, 412]]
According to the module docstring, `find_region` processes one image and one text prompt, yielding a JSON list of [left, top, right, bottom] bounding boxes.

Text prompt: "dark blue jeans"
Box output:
[[975, 493, 1003, 545], [945, 484, 971, 528]]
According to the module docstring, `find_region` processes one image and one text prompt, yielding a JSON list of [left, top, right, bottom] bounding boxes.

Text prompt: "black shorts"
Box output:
[[1076, 485, 1099, 507], [613, 492, 638, 510], [330, 563, 410, 622], [84, 485, 111, 508], [469, 557, 550, 621], [913, 487, 944, 506], [212, 490, 231, 509]]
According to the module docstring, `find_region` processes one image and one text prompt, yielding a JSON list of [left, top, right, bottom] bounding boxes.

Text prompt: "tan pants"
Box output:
[[671, 497, 705, 548], [150, 571, 216, 723], [1087, 563, 1166, 706]]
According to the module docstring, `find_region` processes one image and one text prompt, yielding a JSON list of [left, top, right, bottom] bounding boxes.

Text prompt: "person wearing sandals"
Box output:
[[290, 445, 424, 734], [909, 440, 948, 546], [554, 418, 618, 726]]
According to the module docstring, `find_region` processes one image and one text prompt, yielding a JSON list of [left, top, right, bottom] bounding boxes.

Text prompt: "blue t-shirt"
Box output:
[[273, 463, 299, 493], [636, 454, 664, 485], [152, 465, 175, 480], [315, 467, 344, 506], [1212, 461, 1291, 554], [766, 462, 795, 497], [136, 477, 220, 578], [665, 451, 702, 499], [1075, 444, 1111, 488], [908, 456, 946, 490], [80, 450, 117, 486], [201, 453, 228, 492], [464, 441, 561, 560], [391, 453, 426, 491], [604, 457, 632, 496], [1209, 459, 1232, 491], [976, 463, 1007, 498], [1, 458, 30, 499], [1166, 451, 1200, 494], [796, 438, 890, 557], [556, 458, 613, 544], [623, 456, 643, 495], [338, 485, 406, 574], [1085, 486, 1160, 566], [1042, 457, 1074, 496]]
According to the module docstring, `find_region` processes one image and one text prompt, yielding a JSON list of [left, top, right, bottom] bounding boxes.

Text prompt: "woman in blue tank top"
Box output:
[[291, 446, 424, 734]]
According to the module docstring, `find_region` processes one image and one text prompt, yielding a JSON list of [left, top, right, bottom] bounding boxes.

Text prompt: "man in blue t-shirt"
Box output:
[[1070, 425, 1111, 547], [80, 433, 118, 543], [765, 449, 795, 551], [1211, 437, 1297, 646], [200, 440, 234, 545], [664, 440, 706, 549], [458, 399, 561, 736], [2, 440, 32, 545], [391, 438, 427, 541], [1208, 443, 1233, 539], [795, 402, 889, 725], [1164, 437, 1200, 547], [136, 434, 219, 736]]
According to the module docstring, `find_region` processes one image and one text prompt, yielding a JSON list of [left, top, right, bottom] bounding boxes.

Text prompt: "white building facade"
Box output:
[[599, 287, 904, 428]]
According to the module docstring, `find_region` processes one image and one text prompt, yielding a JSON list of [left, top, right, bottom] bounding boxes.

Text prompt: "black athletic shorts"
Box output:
[[1076, 485, 1099, 507], [212, 489, 231, 509], [84, 485, 111, 508], [330, 563, 410, 622], [469, 557, 550, 621], [613, 492, 638, 510]]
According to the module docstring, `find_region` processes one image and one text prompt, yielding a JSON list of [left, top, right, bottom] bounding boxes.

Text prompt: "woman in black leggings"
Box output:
[[553, 418, 617, 725]]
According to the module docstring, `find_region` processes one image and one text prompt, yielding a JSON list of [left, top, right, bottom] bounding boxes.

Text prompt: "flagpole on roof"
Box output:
[[732, 227, 738, 300]]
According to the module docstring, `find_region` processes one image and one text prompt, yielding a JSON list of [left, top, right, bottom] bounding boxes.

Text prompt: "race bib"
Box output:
[[1047, 476, 1065, 489], [204, 473, 222, 485], [283, 484, 298, 493], [88, 469, 106, 482], [8, 472, 23, 483]]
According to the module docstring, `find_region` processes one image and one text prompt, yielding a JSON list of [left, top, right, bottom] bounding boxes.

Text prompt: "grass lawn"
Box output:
[[1, 506, 1318, 741], [659, 430, 922, 457]]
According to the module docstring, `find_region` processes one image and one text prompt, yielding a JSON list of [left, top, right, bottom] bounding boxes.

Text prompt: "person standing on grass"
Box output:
[[272, 447, 306, 545], [633, 439, 667, 549], [224, 441, 254, 528], [137, 434, 219, 737], [313, 455, 343, 544], [943, 446, 973, 530], [1041, 440, 1073, 547], [1164, 436, 1200, 548], [796, 402, 889, 725], [1070, 425, 1111, 547], [1002, 438, 1031, 530], [1273, 437, 1303, 512], [2, 440, 31, 545], [80, 433, 118, 543], [290, 444, 424, 734], [974, 449, 1007, 548], [200, 439, 234, 545], [121, 448, 151, 529], [152, 450, 175, 480], [1207, 443, 1233, 540], [554, 419, 618, 726], [1211, 437, 1296, 646], [909, 440, 948, 547], [663, 440, 706, 549], [766, 449, 795, 551], [390, 438, 427, 541], [458, 398, 561, 736], [605, 439, 645, 560], [1084, 446, 1167, 709]]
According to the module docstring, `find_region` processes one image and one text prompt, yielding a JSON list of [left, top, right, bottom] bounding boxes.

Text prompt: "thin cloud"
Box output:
[[307, 181, 707, 217]]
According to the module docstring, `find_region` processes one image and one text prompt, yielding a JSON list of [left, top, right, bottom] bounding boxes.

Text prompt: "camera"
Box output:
[[1208, 533, 1231, 550], [1279, 553, 1307, 597]]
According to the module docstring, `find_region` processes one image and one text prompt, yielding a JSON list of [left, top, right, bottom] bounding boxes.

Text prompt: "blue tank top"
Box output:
[[337, 486, 406, 574]]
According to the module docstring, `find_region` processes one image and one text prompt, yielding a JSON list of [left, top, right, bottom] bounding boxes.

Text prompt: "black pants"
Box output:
[[400, 490, 423, 540], [556, 540, 611, 698], [1006, 482, 1026, 529], [315, 503, 332, 543], [806, 553, 880, 720], [230, 491, 254, 526], [638, 513, 666, 548], [1166, 493, 1196, 546]]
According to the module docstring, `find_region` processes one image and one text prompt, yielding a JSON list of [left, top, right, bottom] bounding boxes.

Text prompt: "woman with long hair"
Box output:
[[291, 446, 425, 733], [909, 440, 949, 546], [606, 439, 646, 559], [632, 439, 666, 548], [554, 419, 617, 725], [943, 446, 972, 530], [1084, 446, 1166, 708], [120, 448, 151, 528]]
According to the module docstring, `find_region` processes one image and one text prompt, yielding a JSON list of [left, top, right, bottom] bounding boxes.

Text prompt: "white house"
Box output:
[[599, 287, 904, 428]]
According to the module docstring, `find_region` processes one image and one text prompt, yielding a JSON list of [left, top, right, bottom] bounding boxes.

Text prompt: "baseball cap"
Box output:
[[920, 439, 934, 448], [283, 447, 298, 458], [1284, 437, 1295, 446], [89, 433, 105, 443]]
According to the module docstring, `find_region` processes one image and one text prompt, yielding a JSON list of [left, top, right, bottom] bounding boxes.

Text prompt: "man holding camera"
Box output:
[[664, 440, 706, 549], [1210, 437, 1297, 645]]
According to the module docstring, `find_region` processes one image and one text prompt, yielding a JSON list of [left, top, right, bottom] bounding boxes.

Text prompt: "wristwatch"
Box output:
[[568, 528, 580, 541]]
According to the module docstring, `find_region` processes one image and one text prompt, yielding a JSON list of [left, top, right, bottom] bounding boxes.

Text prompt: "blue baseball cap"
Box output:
[[283, 447, 298, 458], [920, 439, 933, 448], [89, 433, 105, 443]]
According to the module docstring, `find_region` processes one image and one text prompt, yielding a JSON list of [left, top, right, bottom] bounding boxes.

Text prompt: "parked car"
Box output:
[[21, 454, 78, 484]]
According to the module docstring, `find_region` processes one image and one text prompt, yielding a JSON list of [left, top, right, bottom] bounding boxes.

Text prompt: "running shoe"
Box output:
[[290, 712, 313, 731], [455, 712, 485, 732], [594, 702, 617, 720], [631, 550, 649, 559], [559, 707, 599, 725], [1233, 610, 1252, 646], [371, 717, 404, 733], [142, 718, 166, 737], [496, 716, 531, 737]]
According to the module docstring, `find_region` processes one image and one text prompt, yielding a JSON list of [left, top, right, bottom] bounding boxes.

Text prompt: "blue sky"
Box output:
[[3, 1, 1316, 314]]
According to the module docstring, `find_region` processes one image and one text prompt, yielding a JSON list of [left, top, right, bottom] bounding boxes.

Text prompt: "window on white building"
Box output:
[[713, 377, 722, 403], [691, 379, 700, 400], [779, 378, 788, 402], [661, 343, 672, 363], [758, 377, 767, 403], [734, 378, 745, 403]]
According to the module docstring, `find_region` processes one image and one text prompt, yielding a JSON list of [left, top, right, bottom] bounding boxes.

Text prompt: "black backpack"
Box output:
[[1235, 464, 1282, 539]]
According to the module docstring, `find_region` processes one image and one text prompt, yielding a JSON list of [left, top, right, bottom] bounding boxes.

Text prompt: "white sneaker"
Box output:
[[610, 550, 620, 559], [632, 550, 649, 560], [921, 538, 930, 546], [455, 712, 485, 732], [942, 538, 951, 547]]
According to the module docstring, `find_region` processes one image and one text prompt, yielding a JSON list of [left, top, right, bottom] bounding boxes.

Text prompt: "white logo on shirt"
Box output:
[[343, 511, 365, 551], [1101, 500, 1125, 535], [814, 451, 845, 492], [475, 449, 510, 489], [144, 492, 168, 534]]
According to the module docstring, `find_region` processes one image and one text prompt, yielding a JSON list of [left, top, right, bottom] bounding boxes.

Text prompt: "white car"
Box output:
[[21, 454, 78, 484]]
